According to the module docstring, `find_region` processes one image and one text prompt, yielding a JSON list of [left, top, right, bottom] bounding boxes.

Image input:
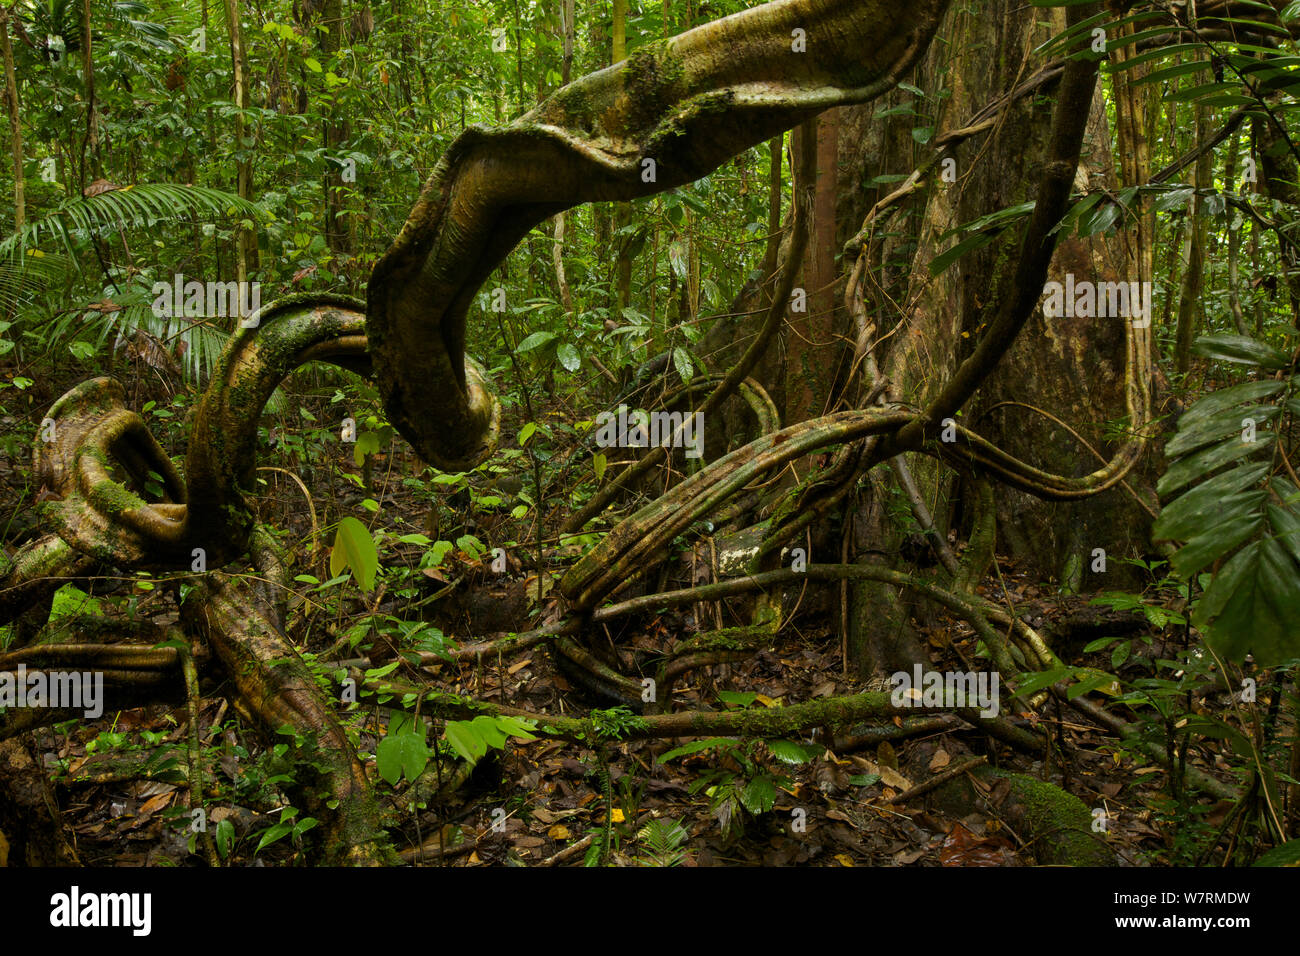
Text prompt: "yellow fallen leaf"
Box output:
[[610, 809, 625, 823], [755, 694, 780, 707], [547, 824, 571, 841], [835, 854, 855, 867]]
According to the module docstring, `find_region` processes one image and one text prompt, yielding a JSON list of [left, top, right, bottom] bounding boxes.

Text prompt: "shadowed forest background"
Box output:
[[0, 0, 1299, 868]]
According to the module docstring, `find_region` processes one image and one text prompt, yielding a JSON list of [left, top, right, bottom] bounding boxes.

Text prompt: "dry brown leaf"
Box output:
[[879, 765, 911, 790]]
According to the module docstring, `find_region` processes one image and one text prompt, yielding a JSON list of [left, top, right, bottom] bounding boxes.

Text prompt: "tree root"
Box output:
[[183, 570, 396, 865]]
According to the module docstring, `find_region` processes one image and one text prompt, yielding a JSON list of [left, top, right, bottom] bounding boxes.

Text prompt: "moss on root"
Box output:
[[982, 768, 1115, 866]]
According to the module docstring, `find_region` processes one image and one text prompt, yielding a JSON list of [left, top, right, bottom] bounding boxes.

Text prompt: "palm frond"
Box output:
[[0, 184, 264, 260], [0, 248, 76, 314]]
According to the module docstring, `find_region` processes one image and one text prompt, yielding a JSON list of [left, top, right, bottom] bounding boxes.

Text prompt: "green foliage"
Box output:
[[48, 583, 103, 621], [254, 805, 319, 856], [376, 711, 431, 785], [330, 516, 378, 592], [442, 714, 537, 767], [586, 706, 645, 740], [657, 737, 797, 844], [634, 817, 690, 867], [1154, 333, 1300, 666]]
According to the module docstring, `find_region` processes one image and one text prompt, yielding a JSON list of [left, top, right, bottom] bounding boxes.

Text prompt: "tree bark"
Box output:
[[0, 7, 22, 231]]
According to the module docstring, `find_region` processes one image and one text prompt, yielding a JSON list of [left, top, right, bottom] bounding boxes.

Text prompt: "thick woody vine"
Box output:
[[0, 0, 1181, 863]]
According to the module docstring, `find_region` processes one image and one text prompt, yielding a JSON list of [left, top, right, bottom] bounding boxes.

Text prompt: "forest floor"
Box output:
[[0, 367, 1252, 867]]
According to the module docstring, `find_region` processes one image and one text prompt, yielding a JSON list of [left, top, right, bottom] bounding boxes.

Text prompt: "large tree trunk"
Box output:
[[697, 3, 1157, 675]]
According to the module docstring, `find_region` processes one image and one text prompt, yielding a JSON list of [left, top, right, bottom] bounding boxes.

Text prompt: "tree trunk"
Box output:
[[225, 0, 256, 290], [0, 8, 23, 231]]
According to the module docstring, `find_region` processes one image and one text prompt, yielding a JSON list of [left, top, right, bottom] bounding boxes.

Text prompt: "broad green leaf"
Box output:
[[1268, 502, 1300, 566], [672, 346, 693, 384], [215, 818, 235, 858], [1177, 380, 1284, 430], [353, 430, 382, 466], [929, 230, 998, 276], [1167, 512, 1264, 580], [557, 342, 581, 372], [255, 821, 294, 854], [516, 331, 558, 353], [658, 737, 736, 763], [1192, 334, 1291, 370], [1254, 838, 1300, 867], [1009, 665, 1074, 701], [1165, 404, 1279, 458], [493, 716, 539, 740], [1195, 539, 1300, 666], [377, 721, 431, 785], [740, 776, 777, 815], [1152, 462, 1268, 541], [766, 739, 816, 765], [1157, 432, 1274, 498], [444, 720, 488, 765], [470, 715, 509, 750], [717, 690, 759, 708], [330, 516, 378, 591]]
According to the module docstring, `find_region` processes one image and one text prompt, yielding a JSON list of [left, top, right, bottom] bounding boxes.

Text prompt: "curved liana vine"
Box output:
[[0, 0, 1181, 864], [366, 0, 951, 471]]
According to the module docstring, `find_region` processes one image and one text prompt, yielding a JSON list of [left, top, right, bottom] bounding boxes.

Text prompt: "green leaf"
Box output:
[[492, 716, 539, 741], [1157, 432, 1274, 498], [304, 56, 323, 72], [1254, 838, 1300, 867], [848, 773, 880, 787], [330, 516, 378, 591], [1176, 380, 1284, 430], [717, 690, 759, 708], [516, 331, 558, 353], [672, 346, 693, 384], [929, 230, 999, 277], [1167, 512, 1264, 580], [740, 776, 777, 815], [767, 739, 816, 765], [471, 715, 509, 750], [255, 820, 295, 854], [658, 737, 735, 763], [444, 720, 488, 765], [376, 718, 431, 785], [1151, 185, 1196, 213], [353, 430, 382, 466], [1192, 334, 1291, 370], [1194, 539, 1300, 666], [1153, 463, 1268, 541], [556, 342, 581, 372], [215, 818, 235, 858], [1164, 405, 1279, 458], [1009, 665, 1074, 701]]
